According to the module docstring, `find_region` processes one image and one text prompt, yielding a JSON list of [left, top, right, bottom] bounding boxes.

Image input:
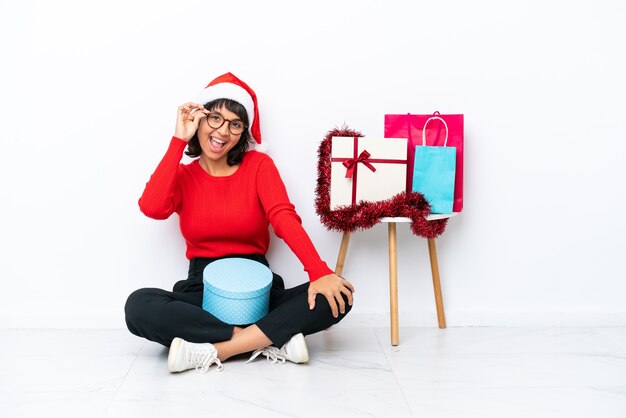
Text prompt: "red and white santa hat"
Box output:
[[195, 72, 264, 150]]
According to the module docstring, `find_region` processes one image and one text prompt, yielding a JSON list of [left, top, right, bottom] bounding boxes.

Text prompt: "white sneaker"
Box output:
[[245, 333, 309, 365], [168, 337, 224, 373]]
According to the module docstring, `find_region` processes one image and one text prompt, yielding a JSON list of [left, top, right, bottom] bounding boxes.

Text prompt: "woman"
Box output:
[[125, 72, 354, 373]]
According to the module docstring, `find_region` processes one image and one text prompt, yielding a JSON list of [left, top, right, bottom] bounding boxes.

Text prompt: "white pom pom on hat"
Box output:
[[195, 72, 265, 151]]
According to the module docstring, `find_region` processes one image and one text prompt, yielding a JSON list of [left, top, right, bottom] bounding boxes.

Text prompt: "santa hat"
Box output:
[[195, 72, 265, 151]]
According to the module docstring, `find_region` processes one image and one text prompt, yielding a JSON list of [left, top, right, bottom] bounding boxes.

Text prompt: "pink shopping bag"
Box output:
[[385, 111, 464, 212]]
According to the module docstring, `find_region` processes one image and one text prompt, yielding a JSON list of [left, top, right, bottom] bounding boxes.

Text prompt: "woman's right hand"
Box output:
[[174, 102, 209, 142]]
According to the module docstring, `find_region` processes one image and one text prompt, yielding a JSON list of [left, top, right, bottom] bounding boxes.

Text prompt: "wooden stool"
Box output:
[[334, 215, 456, 345]]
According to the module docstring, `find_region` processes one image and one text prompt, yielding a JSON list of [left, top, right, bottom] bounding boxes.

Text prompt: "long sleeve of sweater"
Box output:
[[138, 137, 186, 219], [256, 157, 333, 282]]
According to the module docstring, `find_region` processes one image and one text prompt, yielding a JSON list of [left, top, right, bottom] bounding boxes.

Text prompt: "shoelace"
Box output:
[[188, 346, 224, 373], [246, 346, 286, 364]]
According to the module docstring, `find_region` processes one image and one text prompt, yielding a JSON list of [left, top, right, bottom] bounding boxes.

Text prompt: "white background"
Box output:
[[1, 0, 625, 328]]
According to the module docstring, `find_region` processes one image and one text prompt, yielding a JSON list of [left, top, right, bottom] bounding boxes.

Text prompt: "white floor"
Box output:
[[2, 326, 626, 418]]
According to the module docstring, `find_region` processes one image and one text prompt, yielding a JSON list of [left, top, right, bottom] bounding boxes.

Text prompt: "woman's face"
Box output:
[[196, 105, 244, 163]]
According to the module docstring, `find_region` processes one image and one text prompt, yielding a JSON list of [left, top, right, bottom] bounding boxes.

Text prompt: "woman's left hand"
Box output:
[[308, 273, 355, 318]]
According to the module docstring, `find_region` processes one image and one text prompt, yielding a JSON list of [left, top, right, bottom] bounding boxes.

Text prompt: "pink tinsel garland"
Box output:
[[314, 127, 448, 239]]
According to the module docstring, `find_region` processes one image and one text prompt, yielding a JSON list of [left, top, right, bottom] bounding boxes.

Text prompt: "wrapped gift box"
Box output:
[[330, 136, 408, 210], [202, 258, 273, 325]]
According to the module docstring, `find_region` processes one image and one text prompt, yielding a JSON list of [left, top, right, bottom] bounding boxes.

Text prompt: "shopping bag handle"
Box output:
[[422, 116, 449, 147]]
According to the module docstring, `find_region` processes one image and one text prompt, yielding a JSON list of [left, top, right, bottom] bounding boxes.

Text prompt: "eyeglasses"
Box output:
[[205, 112, 246, 135]]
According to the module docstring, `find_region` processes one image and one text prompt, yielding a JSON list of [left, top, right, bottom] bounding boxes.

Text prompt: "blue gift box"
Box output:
[[202, 258, 273, 326]]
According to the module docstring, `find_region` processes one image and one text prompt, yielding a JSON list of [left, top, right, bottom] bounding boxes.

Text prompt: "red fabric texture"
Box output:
[[139, 136, 333, 282]]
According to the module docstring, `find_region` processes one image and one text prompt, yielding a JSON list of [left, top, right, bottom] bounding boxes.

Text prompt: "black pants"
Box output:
[[125, 254, 351, 348]]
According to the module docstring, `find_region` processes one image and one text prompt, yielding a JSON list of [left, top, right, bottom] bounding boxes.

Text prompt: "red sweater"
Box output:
[[139, 137, 333, 282]]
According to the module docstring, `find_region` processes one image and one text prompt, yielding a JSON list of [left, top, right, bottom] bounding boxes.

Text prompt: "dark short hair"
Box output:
[[185, 98, 253, 166]]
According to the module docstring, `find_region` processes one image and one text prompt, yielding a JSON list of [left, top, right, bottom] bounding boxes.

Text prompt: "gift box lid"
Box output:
[[203, 258, 273, 299]]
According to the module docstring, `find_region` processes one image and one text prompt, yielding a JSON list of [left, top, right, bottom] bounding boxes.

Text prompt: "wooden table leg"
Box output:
[[335, 232, 351, 276], [427, 238, 447, 329], [388, 223, 399, 345]]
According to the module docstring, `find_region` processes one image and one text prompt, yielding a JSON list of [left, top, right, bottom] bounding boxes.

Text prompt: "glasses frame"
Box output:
[[205, 112, 247, 136]]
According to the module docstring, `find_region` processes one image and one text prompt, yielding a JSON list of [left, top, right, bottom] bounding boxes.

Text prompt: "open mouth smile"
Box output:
[[209, 136, 226, 151]]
